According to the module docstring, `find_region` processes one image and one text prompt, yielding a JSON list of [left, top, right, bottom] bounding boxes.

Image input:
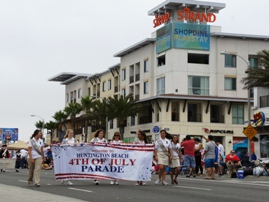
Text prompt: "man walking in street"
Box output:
[[181, 135, 196, 177], [202, 135, 216, 180]]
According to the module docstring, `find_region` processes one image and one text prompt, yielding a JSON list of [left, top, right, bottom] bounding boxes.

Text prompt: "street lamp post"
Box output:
[[220, 51, 251, 160], [31, 114, 45, 140]]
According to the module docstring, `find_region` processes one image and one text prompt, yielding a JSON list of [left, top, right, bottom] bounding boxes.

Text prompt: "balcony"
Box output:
[[135, 74, 140, 82], [130, 76, 134, 83], [260, 95, 269, 108], [114, 86, 118, 93]]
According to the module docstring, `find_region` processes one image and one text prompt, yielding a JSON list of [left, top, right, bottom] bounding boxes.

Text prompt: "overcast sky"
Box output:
[[0, 0, 268, 142]]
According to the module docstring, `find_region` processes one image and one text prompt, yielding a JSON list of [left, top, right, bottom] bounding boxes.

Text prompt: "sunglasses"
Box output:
[[114, 135, 119, 137]]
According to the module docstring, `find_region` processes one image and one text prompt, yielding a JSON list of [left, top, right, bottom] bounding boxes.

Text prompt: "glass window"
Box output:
[[66, 93, 69, 103], [78, 89, 81, 99], [249, 56, 259, 69], [188, 53, 209, 64], [225, 77, 236, 90], [144, 59, 149, 72], [232, 104, 244, 124], [144, 81, 149, 94], [108, 80, 111, 90], [260, 135, 269, 158], [188, 76, 209, 95], [157, 55, 165, 66], [103, 81, 106, 92], [188, 103, 202, 122], [122, 69, 126, 81], [156, 77, 165, 95], [225, 55, 236, 67], [121, 88, 126, 97]]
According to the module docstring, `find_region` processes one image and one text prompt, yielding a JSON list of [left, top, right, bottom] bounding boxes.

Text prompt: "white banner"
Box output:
[[52, 143, 154, 181]]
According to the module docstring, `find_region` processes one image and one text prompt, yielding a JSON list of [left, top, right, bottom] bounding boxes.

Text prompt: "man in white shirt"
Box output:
[[216, 140, 225, 157], [20, 148, 28, 169]]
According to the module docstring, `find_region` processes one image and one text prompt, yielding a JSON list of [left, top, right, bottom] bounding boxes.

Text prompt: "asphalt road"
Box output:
[[0, 169, 269, 202]]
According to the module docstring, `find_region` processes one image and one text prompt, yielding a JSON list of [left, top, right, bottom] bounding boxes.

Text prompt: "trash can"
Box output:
[[237, 170, 244, 179]]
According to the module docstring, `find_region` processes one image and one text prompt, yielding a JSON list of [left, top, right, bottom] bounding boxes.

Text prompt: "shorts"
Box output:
[[157, 151, 169, 166], [183, 155, 196, 168], [205, 158, 215, 168], [169, 156, 180, 168]]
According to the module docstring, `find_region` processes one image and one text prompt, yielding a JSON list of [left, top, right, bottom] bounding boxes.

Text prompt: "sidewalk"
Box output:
[[0, 184, 87, 202]]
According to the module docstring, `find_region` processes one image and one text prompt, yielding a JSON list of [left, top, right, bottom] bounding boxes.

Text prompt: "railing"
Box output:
[[135, 74, 140, 82], [260, 95, 269, 108], [139, 116, 152, 124], [129, 76, 134, 83], [114, 86, 118, 93], [210, 115, 225, 123], [188, 114, 202, 122]]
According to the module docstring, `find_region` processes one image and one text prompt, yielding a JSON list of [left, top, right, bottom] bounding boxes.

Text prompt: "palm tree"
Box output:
[[92, 98, 109, 131], [53, 110, 68, 142], [35, 120, 44, 130], [64, 102, 82, 135], [44, 121, 57, 144], [241, 49, 269, 89], [80, 96, 96, 141], [107, 94, 141, 140]]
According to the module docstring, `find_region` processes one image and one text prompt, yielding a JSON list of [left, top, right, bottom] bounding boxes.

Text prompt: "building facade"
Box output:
[[49, 0, 269, 155]]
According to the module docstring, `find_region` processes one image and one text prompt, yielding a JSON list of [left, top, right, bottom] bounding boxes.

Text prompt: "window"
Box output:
[[188, 103, 202, 122], [225, 77, 236, 90], [103, 81, 106, 92], [157, 55, 165, 66], [224, 54, 236, 67], [156, 77, 165, 95], [188, 53, 209, 64], [249, 55, 259, 69], [131, 116, 135, 126], [122, 69, 126, 81], [210, 105, 224, 123], [78, 88, 81, 99], [144, 59, 149, 72], [144, 81, 149, 94], [66, 93, 69, 103], [188, 76, 209, 95], [121, 88, 126, 97], [108, 80, 111, 90], [88, 88, 91, 96], [232, 104, 244, 124], [109, 119, 113, 129], [260, 135, 269, 158]]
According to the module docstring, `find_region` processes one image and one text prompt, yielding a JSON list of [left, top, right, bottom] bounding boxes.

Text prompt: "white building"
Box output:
[[50, 0, 269, 155]]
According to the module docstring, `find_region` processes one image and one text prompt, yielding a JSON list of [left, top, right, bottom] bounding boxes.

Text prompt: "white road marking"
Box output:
[[68, 187, 93, 193], [18, 180, 28, 183], [174, 185, 211, 191]]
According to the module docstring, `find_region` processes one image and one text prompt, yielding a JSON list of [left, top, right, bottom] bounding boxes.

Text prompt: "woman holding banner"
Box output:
[[90, 129, 107, 185], [154, 130, 173, 185], [110, 132, 123, 185], [61, 129, 77, 186], [133, 130, 148, 186]]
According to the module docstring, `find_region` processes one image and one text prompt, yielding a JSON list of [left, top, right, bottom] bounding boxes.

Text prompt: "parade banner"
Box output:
[[52, 143, 154, 181]]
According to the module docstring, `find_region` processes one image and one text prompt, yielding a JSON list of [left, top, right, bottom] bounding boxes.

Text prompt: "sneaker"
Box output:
[[174, 179, 178, 185], [162, 181, 168, 185], [61, 180, 64, 184], [16, 169, 19, 172], [68, 181, 73, 186], [2, 169, 5, 172], [135, 182, 139, 186], [94, 180, 99, 185], [186, 175, 190, 178], [115, 181, 119, 185], [35, 184, 40, 187], [142, 182, 146, 186], [110, 181, 115, 185], [155, 179, 161, 185]]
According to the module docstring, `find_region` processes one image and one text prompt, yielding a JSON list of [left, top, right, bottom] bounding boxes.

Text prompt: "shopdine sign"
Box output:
[[204, 128, 234, 134], [153, 8, 216, 28]]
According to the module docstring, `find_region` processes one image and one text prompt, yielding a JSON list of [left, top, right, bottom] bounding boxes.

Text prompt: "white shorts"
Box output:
[[157, 151, 169, 166], [169, 156, 180, 168]]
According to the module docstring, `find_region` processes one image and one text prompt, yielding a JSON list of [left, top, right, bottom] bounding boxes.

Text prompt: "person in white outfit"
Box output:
[[110, 132, 123, 185], [90, 129, 107, 185], [61, 129, 78, 186], [133, 130, 148, 186]]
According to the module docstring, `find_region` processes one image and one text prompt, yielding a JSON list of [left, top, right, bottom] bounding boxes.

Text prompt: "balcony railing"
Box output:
[[260, 95, 269, 108], [129, 76, 134, 83], [135, 74, 140, 82], [114, 86, 118, 93]]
